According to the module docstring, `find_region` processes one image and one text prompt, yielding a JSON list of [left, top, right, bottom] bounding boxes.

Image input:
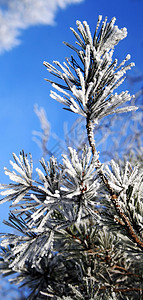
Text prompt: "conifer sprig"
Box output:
[[44, 17, 137, 124]]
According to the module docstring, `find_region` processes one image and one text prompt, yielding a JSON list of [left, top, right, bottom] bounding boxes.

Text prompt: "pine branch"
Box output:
[[86, 118, 143, 251]]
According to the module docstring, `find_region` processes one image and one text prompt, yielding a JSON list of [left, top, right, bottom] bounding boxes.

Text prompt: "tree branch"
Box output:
[[86, 118, 143, 250]]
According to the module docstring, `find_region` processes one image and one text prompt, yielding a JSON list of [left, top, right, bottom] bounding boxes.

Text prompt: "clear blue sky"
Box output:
[[0, 0, 143, 232]]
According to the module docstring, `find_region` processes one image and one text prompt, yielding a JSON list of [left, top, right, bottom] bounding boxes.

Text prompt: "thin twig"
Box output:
[[95, 286, 143, 293]]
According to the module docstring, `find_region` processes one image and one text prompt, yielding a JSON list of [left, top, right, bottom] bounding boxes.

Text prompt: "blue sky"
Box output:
[[0, 0, 143, 233]]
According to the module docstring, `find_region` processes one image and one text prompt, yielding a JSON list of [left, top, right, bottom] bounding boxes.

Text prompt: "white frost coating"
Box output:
[[44, 17, 137, 123], [10, 161, 28, 179], [4, 168, 29, 185], [36, 168, 46, 182], [0, 189, 18, 196], [84, 44, 91, 80], [83, 21, 93, 47], [12, 189, 29, 205], [52, 83, 71, 97], [104, 160, 143, 231], [62, 146, 99, 206], [50, 90, 67, 104]]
